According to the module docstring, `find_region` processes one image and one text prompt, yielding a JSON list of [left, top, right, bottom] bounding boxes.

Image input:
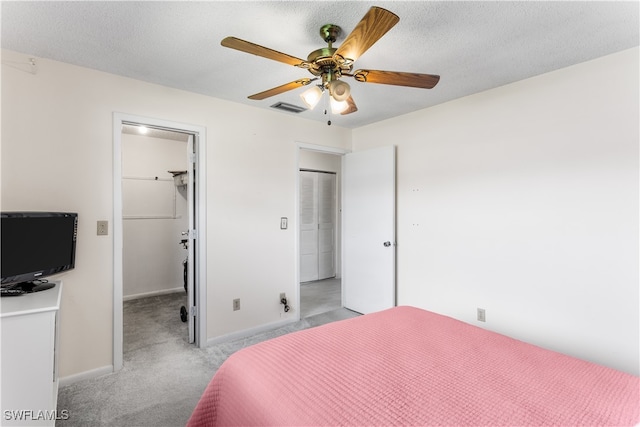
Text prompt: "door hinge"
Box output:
[[190, 306, 197, 316], [189, 152, 196, 164]]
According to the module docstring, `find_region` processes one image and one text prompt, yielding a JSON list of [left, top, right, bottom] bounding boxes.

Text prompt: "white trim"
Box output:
[[113, 112, 208, 372], [59, 365, 113, 387], [113, 115, 124, 372], [294, 142, 349, 323], [297, 142, 350, 155], [123, 287, 184, 302], [194, 132, 207, 348], [206, 318, 298, 346]]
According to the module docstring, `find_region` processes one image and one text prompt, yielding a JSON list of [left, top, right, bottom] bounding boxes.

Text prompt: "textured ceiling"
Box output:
[[2, 1, 638, 128]]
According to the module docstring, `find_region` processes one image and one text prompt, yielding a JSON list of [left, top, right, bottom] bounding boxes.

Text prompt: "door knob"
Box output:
[[383, 241, 391, 247]]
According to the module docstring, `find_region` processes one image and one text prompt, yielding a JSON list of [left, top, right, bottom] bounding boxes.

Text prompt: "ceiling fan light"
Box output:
[[329, 80, 350, 102], [300, 86, 323, 109], [330, 97, 349, 114]]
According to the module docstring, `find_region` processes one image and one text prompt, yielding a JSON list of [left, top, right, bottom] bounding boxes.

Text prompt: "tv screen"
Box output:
[[1, 212, 78, 287]]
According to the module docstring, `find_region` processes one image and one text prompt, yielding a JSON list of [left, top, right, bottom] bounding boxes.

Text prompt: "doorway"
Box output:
[[297, 144, 347, 318], [120, 125, 190, 353], [296, 143, 397, 319], [113, 113, 207, 372]]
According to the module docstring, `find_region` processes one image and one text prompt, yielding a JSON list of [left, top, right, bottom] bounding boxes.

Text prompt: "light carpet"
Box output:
[[56, 292, 358, 426]]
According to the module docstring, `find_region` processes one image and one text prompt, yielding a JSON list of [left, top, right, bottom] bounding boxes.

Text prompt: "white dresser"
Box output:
[[1, 282, 62, 426]]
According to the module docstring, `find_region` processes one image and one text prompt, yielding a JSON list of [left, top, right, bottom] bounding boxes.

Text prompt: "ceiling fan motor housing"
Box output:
[[305, 24, 354, 82], [307, 47, 352, 78]]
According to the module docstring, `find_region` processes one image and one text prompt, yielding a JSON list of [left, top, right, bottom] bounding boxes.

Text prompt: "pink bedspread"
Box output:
[[188, 306, 639, 426]]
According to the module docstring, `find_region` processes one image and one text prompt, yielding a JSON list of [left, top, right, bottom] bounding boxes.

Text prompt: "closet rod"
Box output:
[[122, 176, 172, 182]]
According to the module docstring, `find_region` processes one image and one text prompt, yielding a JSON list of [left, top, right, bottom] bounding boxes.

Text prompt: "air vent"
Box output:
[[270, 102, 307, 114]]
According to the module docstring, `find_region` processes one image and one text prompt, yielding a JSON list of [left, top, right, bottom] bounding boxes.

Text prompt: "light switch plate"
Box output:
[[280, 217, 288, 230], [97, 220, 108, 236]]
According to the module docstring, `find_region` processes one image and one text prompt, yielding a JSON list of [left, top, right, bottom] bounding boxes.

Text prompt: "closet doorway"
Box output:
[[121, 125, 190, 355], [300, 170, 336, 282], [298, 148, 343, 318], [113, 113, 207, 372]]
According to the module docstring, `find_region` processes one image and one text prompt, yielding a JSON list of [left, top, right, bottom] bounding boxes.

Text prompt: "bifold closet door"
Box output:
[[300, 171, 336, 282]]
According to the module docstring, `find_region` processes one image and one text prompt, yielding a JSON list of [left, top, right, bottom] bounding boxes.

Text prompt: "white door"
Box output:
[[299, 171, 319, 282], [186, 135, 196, 343], [299, 171, 336, 282], [318, 172, 336, 279], [343, 145, 396, 314]]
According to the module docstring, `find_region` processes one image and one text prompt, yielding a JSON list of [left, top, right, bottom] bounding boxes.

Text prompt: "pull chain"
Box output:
[[325, 90, 332, 126]]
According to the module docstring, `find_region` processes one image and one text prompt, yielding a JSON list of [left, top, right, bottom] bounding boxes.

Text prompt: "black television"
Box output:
[[1, 212, 78, 290]]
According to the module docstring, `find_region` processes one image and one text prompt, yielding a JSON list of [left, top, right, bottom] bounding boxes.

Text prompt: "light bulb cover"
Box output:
[[300, 86, 323, 109], [329, 80, 350, 102], [330, 97, 349, 114]]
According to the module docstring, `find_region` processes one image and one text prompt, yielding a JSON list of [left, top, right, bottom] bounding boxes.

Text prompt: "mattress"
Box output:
[[188, 306, 639, 426]]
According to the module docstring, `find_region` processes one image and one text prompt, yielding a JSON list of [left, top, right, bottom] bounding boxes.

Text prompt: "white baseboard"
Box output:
[[123, 287, 184, 301], [205, 317, 297, 347], [59, 365, 113, 387]]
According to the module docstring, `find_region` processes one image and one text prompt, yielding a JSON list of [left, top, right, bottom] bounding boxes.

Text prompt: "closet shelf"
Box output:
[[169, 170, 188, 187]]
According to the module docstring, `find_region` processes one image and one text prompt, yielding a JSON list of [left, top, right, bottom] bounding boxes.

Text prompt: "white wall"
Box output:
[[299, 150, 342, 172], [1, 49, 351, 378], [353, 48, 639, 375], [121, 133, 188, 298]]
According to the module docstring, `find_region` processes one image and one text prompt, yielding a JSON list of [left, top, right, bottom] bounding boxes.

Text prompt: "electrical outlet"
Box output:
[[233, 298, 240, 311], [280, 293, 291, 313], [97, 220, 108, 236], [477, 308, 486, 322]]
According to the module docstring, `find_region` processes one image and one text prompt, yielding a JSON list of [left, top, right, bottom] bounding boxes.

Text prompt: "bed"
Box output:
[[188, 306, 639, 426]]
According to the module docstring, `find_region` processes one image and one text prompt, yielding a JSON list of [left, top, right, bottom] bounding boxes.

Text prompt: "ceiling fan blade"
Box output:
[[221, 36, 307, 67], [352, 69, 440, 89], [248, 78, 315, 100], [341, 96, 358, 115], [333, 7, 399, 63]]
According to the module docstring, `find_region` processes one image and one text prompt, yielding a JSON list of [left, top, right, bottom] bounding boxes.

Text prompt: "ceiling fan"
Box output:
[[221, 6, 440, 122]]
